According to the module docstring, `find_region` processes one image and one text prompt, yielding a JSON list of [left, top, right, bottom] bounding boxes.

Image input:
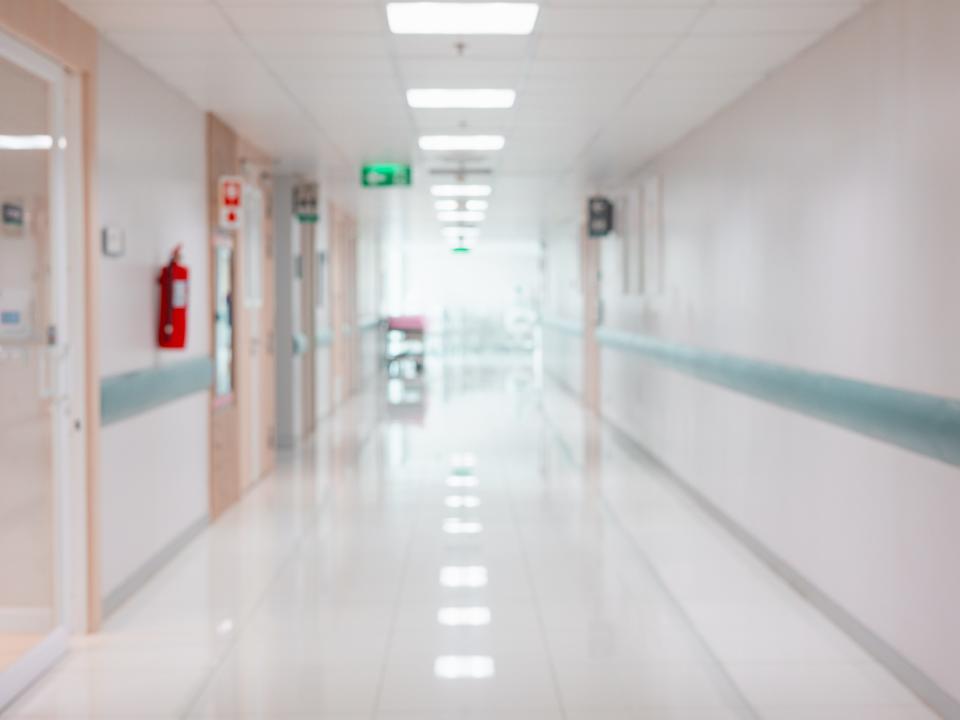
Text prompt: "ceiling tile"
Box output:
[[535, 34, 677, 60], [64, 2, 227, 32], [392, 35, 533, 60], [538, 7, 702, 35], [694, 4, 863, 34], [222, 4, 382, 33], [247, 33, 388, 59]]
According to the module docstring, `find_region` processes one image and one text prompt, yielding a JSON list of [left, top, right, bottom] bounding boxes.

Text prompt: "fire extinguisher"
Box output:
[[157, 245, 189, 349]]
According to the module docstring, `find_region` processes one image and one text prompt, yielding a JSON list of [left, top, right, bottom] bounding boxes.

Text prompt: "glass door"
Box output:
[[0, 30, 71, 708]]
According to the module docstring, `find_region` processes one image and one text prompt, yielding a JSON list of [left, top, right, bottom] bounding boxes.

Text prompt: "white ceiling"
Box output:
[[63, 0, 871, 245]]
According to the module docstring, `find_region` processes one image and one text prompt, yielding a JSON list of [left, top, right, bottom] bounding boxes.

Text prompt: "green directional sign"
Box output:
[[361, 163, 412, 188]]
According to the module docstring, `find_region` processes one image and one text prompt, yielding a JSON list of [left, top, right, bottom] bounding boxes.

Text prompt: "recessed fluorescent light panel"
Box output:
[[388, 3, 540, 35], [465, 200, 489, 211], [435, 200, 460, 211], [407, 89, 516, 109], [451, 453, 476, 467], [445, 495, 481, 509], [0, 134, 53, 150], [447, 475, 479, 488], [419, 135, 506, 152], [432, 185, 492, 198], [438, 211, 486, 223], [444, 518, 483, 535]]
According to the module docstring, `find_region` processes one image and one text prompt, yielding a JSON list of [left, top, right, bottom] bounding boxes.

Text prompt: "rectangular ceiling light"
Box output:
[[419, 135, 505, 152], [435, 200, 460, 211], [408, 89, 516, 109], [388, 3, 540, 35], [465, 200, 489, 211], [0, 134, 53, 150], [438, 211, 485, 223], [432, 185, 492, 198]]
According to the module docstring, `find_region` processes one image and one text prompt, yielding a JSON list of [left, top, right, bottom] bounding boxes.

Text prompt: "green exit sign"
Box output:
[[362, 163, 412, 188]]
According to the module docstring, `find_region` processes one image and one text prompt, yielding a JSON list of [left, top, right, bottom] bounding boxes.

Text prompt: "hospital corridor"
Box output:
[[1, 0, 959, 718]]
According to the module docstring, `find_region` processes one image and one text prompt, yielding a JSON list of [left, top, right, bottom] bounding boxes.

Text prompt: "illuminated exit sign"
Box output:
[[362, 163, 412, 188]]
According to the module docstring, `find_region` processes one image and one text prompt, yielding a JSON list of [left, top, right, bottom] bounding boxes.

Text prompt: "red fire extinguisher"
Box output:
[[157, 245, 189, 349]]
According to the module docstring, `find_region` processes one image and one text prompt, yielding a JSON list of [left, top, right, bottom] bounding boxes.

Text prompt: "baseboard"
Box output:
[[101, 516, 208, 619], [599, 413, 959, 719]]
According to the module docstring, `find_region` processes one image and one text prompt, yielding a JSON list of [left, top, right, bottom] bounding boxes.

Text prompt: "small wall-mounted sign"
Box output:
[[362, 163, 412, 188], [218, 176, 244, 230], [588, 196, 614, 238], [101, 227, 126, 258], [2, 201, 24, 238], [294, 182, 319, 224], [0, 288, 31, 339]]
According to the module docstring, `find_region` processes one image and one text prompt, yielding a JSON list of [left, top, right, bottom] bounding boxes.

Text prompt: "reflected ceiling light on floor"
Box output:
[[0, 134, 54, 150], [447, 475, 479, 488], [432, 185, 492, 198], [465, 200, 489, 211], [420, 135, 506, 152], [440, 566, 488, 587], [438, 211, 485, 223], [407, 89, 517, 109], [438, 607, 492, 627], [443, 519, 483, 534], [388, 3, 539, 35], [435, 200, 460, 211], [434, 655, 496, 679], [442, 227, 481, 239], [445, 495, 481, 509]]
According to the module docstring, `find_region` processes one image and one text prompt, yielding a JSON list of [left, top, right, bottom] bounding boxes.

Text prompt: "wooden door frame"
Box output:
[[206, 114, 275, 520], [581, 221, 601, 414]]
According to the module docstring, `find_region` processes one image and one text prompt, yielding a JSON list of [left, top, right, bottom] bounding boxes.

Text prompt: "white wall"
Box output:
[[586, 0, 960, 706], [97, 40, 209, 601]]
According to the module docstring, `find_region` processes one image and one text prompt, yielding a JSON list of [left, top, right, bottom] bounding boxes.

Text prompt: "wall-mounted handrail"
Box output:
[[596, 326, 960, 468], [541, 316, 583, 337], [100, 356, 213, 426]]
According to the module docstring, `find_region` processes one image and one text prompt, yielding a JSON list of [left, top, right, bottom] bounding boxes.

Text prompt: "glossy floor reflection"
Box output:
[[6, 360, 937, 718]]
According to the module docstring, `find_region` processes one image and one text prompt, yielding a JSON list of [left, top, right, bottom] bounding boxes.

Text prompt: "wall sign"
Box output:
[[294, 182, 319, 224], [2, 201, 24, 238], [218, 176, 244, 230], [362, 163, 412, 188], [588, 196, 614, 238]]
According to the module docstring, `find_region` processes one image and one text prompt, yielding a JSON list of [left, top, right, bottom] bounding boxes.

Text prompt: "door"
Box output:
[[0, 30, 72, 708]]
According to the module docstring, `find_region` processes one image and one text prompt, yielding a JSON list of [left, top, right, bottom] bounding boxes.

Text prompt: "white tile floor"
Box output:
[[4, 362, 940, 718]]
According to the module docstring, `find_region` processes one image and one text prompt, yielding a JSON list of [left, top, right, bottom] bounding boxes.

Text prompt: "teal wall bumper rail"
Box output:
[[542, 316, 583, 337], [101, 356, 213, 427], [596, 327, 960, 468]]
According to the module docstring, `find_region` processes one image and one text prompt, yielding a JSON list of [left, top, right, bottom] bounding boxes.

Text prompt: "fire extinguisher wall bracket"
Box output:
[[157, 246, 190, 350]]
